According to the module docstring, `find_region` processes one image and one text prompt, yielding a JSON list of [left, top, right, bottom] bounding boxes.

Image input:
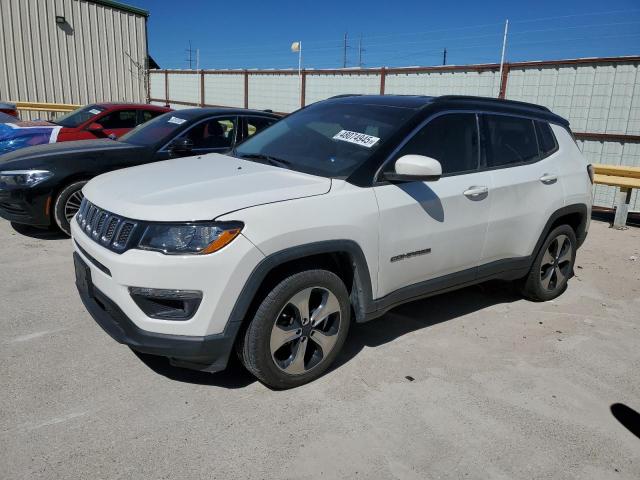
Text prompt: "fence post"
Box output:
[[300, 70, 307, 108], [498, 63, 510, 99], [200, 70, 205, 107], [164, 70, 169, 106], [244, 70, 249, 109], [380, 67, 386, 95]]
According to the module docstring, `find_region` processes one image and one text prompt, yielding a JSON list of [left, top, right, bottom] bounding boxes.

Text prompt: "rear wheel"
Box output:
[[53, 180, 87, 236], [521, 225, 576, 301], [239, 269, 351, 389]]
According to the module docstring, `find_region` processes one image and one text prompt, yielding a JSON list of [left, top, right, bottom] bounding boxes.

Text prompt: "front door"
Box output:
[[374, 112, 491, 298]]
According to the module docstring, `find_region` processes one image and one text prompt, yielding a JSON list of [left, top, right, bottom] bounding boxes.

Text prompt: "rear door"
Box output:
[[480, 114, 565, 265], [373, 112, 492, 297]]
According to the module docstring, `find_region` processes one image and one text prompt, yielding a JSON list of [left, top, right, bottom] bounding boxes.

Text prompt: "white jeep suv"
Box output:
[[72, 95, 592, 389]]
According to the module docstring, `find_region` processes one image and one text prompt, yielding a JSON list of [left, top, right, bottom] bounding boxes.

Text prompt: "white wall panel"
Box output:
[[204, 74, 244, 107], [167, 73, 199, 104], [149, 72, 164, 99], [385, 70, 500, 97], [305, 74, 380, 105], [248, 74, 299, 112]]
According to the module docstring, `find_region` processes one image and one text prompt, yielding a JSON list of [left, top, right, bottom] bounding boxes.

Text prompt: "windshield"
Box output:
[[234, 102, 416, 178], [119, 111, 187, 146], [54, 105, 106, 127]]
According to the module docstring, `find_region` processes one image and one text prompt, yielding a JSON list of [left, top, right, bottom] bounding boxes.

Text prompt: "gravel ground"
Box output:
[[1, 218, 639, 480]]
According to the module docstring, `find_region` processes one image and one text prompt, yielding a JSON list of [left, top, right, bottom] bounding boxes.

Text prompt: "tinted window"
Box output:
[[535, 121, 557, 157], [393, 113, 479, 175], [98, 110, 137, 129], [246, 116, 277, 137], [484, 115, 538, 167], [234, 102, 415, 178], [180, 117, 236, 149], [119, 112, 187, 146], [53, 105, 106, 127], [139, 110, 164, 125]]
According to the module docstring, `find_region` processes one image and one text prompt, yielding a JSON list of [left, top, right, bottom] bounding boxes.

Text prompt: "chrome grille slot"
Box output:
[[75, 199, 138, 254]]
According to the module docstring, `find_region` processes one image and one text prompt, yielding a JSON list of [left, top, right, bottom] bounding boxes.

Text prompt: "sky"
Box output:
[[127, 0, 640, 70]]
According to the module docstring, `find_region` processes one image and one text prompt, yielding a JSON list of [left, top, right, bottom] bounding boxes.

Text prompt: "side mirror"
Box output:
[[87, 122, 103, 132], [384, 155, 442, 182], [168, 137, 194, 157]]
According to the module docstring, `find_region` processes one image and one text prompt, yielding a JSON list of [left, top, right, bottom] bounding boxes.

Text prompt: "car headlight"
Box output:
[[0, 170, 53, 187], [137, 222, 243, 255]]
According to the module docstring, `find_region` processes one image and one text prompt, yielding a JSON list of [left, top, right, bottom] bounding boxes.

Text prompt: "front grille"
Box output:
[[76, 198, 139, 253]]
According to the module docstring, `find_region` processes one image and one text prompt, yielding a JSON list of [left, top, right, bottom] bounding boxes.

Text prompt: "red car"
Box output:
[[0, 103, 171, 155], [53, 103, 172, 141]]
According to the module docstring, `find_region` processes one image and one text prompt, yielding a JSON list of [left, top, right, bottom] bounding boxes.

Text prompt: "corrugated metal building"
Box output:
[[0, 0, 149, 115]]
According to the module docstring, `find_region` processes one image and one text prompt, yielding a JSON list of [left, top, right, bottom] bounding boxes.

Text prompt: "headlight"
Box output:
[[137, 222, 243, 255], [0, 170, 53, 187]]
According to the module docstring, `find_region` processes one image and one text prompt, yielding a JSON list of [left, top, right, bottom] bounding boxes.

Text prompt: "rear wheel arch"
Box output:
[[531, 204, 588, 258]]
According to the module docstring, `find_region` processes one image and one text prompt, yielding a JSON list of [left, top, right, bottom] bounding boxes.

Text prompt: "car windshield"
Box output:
[[118, 111, 187, 146], [234, 102, 416, 178], [54, 105, 106, 127]]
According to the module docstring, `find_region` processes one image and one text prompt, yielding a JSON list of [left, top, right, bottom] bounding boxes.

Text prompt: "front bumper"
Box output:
[[74, 252, 241, 372], [0, 187, 51, 226]]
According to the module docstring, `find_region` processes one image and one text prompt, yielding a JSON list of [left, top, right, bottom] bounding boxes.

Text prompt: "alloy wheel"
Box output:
[[64, 190, 84, 222], [539, 234, 572, 291], [269, 286, 342, 375]]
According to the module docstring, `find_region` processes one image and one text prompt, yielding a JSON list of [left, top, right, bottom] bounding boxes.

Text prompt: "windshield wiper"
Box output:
[[236, 153, 291, 168]]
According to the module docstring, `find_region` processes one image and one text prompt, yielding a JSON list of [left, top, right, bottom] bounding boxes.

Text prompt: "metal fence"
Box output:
[[148, 55, 640, 211]]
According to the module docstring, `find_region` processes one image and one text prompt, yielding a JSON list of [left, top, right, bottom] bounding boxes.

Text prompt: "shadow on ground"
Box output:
[[133, 280, 520, 389], [611, 403, 640, 439], [11, 222, 68, 240]]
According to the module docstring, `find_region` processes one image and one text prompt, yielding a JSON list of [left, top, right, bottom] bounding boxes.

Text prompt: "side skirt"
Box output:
[[362, 256, 531, 322]]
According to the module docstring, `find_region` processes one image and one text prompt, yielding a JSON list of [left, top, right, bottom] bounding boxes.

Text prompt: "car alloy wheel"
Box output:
[[539, 233, 572, 292], [269, 286, 342, 375], [64, 189, 84, 222]]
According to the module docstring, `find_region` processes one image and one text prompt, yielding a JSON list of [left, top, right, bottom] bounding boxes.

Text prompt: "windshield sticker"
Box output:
[[332, 130, 380, 148], [167, 116, 187, 125], [88, 109, 102, 115]]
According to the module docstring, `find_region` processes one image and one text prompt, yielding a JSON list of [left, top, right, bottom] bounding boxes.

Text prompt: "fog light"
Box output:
[[129, 287, 202, 320]]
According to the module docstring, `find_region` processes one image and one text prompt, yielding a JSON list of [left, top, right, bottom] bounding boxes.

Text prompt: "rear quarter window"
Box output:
[[535, 121, 558, 157]]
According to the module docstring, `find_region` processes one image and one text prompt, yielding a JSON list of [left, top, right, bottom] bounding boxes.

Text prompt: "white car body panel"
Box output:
[[83, 154, 331, 222], [373, 170, 493, 297]]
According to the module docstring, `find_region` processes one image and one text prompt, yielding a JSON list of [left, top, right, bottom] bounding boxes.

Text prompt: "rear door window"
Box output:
[[483, 114, 538, 168], [181, 117, 237, 150], [138, 109, 164, 125], [246, 116, 277, 138]]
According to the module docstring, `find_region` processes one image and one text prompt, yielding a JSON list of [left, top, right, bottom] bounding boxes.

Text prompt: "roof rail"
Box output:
[[328, 94, 363, 99], [436, 95, 551, 112]]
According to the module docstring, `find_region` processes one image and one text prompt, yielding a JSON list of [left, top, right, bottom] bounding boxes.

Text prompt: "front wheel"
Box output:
[[239, 270, 351, 389], [521, 225, 577, 301], [53, 180, 87, 236]]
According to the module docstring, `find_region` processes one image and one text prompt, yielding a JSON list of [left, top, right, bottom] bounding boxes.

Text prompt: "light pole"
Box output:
[[291, 41, 302, 100]]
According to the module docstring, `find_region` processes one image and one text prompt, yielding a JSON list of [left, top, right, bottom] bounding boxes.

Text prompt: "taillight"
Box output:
[[587, 164, 594, 184]]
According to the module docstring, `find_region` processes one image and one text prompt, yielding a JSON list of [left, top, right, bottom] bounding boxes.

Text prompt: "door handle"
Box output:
[[463, 186, 489, 200], [540, 173, 558, 185]]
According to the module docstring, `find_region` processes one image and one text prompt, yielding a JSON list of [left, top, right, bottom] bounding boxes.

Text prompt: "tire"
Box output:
[[239, 269, 351, 389], [520, 225, 577, 301], [53, 180, 87, 236]]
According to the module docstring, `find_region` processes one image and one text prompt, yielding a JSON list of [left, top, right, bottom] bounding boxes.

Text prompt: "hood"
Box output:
[[0, 121, 60, 155], [0, 139, 140, 167], [84, 153, 332, 221]]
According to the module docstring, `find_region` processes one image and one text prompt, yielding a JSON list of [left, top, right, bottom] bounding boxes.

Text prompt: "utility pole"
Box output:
[[497, 19, 509, 98], [185, 40, 195, 69], [442, 48, 447, 65], [196, 48, 200, 70], [343, 32, 348, 68], [358, 34, 365, 67]]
